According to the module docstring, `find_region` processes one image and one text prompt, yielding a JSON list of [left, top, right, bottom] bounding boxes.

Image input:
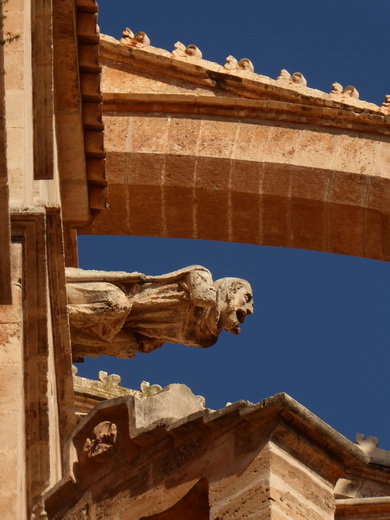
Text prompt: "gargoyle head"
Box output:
[[214, 278, 253, 335]]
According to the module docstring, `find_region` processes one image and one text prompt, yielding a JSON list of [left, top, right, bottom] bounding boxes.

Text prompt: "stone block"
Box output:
[[5, 0, 25, 13], [6, 127, 24, 169], [291, 199, 326, 252], [3, 11, 24, 49], [198, 119, 237, 159], [372, 139, 390, 178], [167, 117, 202, 156], [0, 285, 22, 324], [363, 210, 389, 260], [91, 184, 130, 235], [291, 168, 330, 201], [231, 192, 260, 244], [103, 115, 130, 152], [128, 184, 163, 236], [291, 128, 339, 171], [130, 384, 205, 433], [128, 153, 164, 185], [367, 177, 390, 213], [195, 156, 230, 191], [4, 90, 24, 128], [333, 135, 377, 176], [232, 122, 272, 163], [230, 160, 262, 194], [164, 154, 196, 188], [261, 195, 290, 247], [327, 204, 364, 257], [195, 189, 229, 241], [263, 126, 300, 165], [164, 186, 194, 238], [262, 165, 291, 197], [327, 172, 369, 206], [131, 116, 169, 154], [0, 323, 22, 364]]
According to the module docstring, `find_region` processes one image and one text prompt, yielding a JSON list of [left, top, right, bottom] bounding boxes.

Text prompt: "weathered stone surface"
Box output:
[[84, 421, 118, 462], [73, 368, 206, 422], [4, 3, 390, 518], [0, 244, 24, 519], [44, 393, 375, 520], [336, 497, 390, 519], [139, 478, 209, 520], [66, 265, 253, 360], [78, 35, 390, 262]]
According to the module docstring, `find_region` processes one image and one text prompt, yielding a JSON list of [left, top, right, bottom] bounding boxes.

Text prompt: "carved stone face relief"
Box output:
[[84, 421, 118, 463], [214, 278, 253, 335]]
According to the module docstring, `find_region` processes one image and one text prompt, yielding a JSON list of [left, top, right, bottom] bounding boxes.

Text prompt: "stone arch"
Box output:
[[83, 112, 390, 261]]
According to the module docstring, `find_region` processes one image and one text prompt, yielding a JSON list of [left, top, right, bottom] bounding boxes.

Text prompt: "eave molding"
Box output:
[[100, 36, 390, 124], [103, 92, 390, 137]]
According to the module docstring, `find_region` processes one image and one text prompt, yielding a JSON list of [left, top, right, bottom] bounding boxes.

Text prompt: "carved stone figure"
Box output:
[[343, 85, 359, 99], [330, 81, 343, 95], [223, 56, 254, 72], [382, 95, 390, 108], [84, 421, 118, 462], [277, 69, 291, 81], [120, 27, 151, 47], [172, 41, 203, 59], [330, 82, 359, 100], [66, 265, 253, 360], [291, 72, 307, 87], [238, 58, 254, 72]]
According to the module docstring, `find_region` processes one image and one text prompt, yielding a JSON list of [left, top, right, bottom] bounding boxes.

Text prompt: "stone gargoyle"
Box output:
[[66, 265, 253, 361]]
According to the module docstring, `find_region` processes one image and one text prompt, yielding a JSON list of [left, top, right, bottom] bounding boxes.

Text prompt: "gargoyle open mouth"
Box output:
[[236, 309, 247, 324]]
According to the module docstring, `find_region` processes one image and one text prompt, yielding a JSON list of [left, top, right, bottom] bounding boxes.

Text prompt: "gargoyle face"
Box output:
[[228, 285, 253, 334], [216, 279, 253, 335]]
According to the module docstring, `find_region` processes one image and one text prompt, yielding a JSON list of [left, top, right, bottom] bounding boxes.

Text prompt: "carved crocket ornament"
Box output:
[[66, 265, 253, 361]]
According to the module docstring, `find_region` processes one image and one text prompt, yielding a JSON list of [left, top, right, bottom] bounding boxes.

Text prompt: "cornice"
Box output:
[[100, 34, 390, 137]]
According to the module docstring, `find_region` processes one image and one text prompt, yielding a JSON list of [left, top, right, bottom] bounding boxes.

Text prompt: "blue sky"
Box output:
[[77, 1, 390, 447]]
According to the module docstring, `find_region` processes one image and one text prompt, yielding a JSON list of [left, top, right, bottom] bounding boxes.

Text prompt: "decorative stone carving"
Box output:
[[355, 433, 390, 467], [238, 58, 254, 72], [224, 55, 238, 71], [66, 265, 253, 360], [277, 69, 291, 81], [223, 56, 254, 72], [343, 85, 359, 99], [99, 370, 121, 388], [140, 380, 163, 397], [277, 70, 307, 87], [84, 421, 118, 462], [172, 41, 202, 59], [291, 72, 307, 87], [382, 95, 390, 108], [330, 83, 359, 99], [330, 82, 343, 95], [356, 433, 379, 451], [120, 27, 150, 48]]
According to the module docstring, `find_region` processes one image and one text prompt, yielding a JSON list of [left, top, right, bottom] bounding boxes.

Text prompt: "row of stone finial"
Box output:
[[72, 365, 163, 397], [119, 28, 254, 72], [119, 28, 390, 108]]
